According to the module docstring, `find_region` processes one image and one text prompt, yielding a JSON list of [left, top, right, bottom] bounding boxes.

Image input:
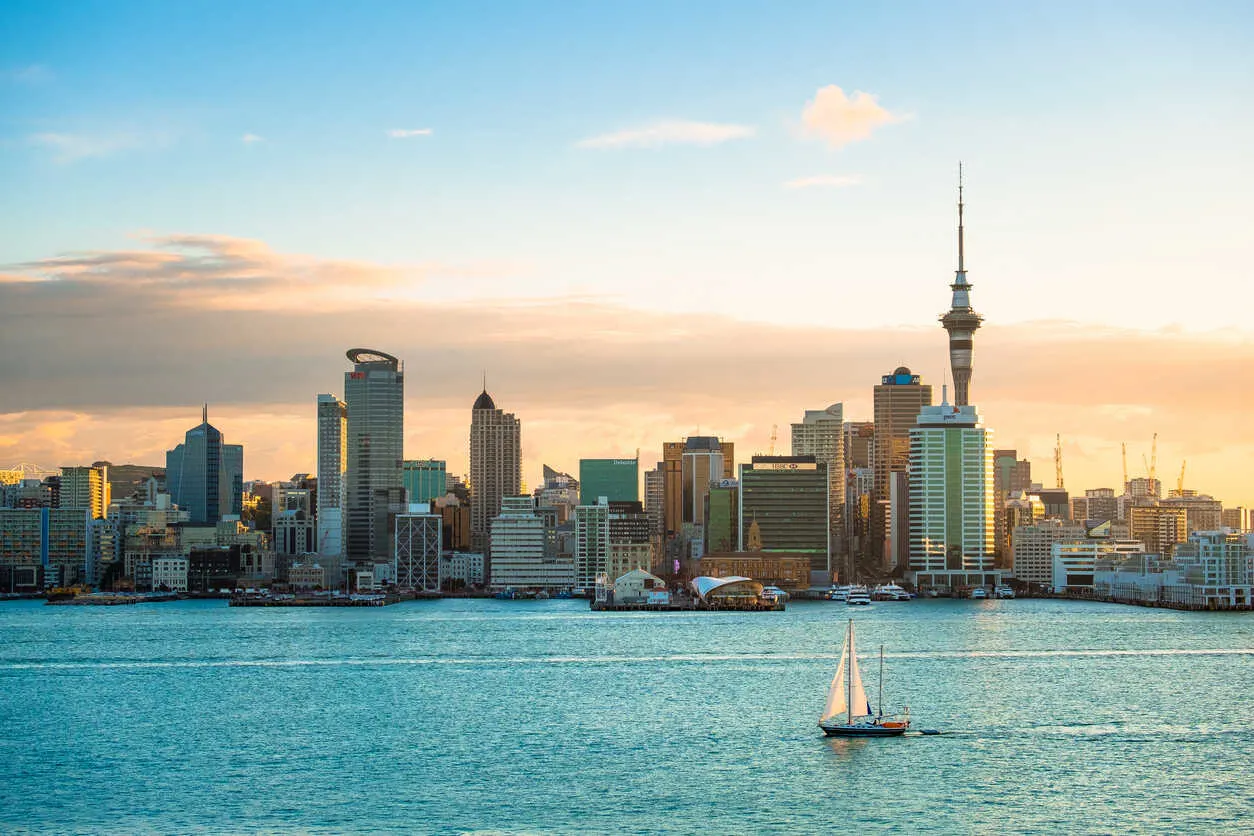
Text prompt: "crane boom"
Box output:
[[1178, 460, 1186, 495], [1121, 442, 1128, 492], [1150, 432, 1158, 483], [1054, 434, 1064, 490]]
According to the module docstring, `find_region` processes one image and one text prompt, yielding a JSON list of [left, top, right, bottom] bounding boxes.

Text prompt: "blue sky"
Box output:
[[2, 1, 1254, 498]]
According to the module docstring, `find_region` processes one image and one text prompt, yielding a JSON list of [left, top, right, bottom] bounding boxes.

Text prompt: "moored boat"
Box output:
[[846, 585, 871, 606], [825, 585, 850, 602], [968, 586, 988, 600], [819, 619, 910, 737], [994, 585, 1015, 599]]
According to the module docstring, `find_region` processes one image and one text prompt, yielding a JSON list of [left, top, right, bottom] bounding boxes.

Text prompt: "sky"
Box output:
[[2, 1, 1253, 504]]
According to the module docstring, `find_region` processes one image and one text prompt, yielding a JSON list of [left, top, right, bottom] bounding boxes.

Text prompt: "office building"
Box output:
[[490, 496, 571, 591], [534, 465, 578, 524], [469, 388, 522, 558], [344, 349, 405, 563], [59, 465, 110, 520], [644, 465, 665, 541], [1128, 505, 1189, 556], [1222, 507, 1246, 532], [394, 510, 442, 591], [608, 501, 652, 582], [873, 367, 932, 560], [166, 407, 243, 524], [1010, 519, 1088, 587], [403, 459, 447, 505], [791, 404, 846, 564], [1161, 494, 1224, 533], [579, 458, 639, 505], [0, 508, 91, 586], [662, 437, 735, 535], [316, 394, 347, 557], [704, 481, 739, 554], [274, 487, 316, 557], [574, 500, 610, 591], [940, 166, 983, 407], [738, 456, 829, 579], [907, 399, 996, 590], [1052, 539, 1146, 593], [843, 421, 874, 470]]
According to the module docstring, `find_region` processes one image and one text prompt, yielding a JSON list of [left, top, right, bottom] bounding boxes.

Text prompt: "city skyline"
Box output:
[[2, 2, 1252, 505]]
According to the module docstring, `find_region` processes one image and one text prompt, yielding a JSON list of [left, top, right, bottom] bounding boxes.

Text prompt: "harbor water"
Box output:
[[1, 598, 1251, 833]]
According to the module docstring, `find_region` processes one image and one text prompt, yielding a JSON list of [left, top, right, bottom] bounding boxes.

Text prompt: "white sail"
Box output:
[[848, 639, 871, 720], [820, 642, 848, 722]]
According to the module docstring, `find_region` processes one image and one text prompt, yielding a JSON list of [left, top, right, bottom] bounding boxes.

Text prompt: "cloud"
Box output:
[[28, 132, 144, 163], [799, 85, 901, 148], [241, 133, 264, 143], [3, 64, 53, 84], [387, 128, 433, 138], [575, 120, 755, 149], [784, 174, 861, 189], [3, 232, 1254, 506]]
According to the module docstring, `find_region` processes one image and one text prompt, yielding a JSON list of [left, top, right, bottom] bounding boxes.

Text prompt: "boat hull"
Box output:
[[820, 723, 908, 737]]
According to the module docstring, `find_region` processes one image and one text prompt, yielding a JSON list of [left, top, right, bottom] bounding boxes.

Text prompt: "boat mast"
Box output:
[[846, 619, 853, 726], [878, 644, 884, 720]]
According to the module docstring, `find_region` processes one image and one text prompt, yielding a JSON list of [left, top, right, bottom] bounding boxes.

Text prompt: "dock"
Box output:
[[590, 599, 785, 613], [229, 594, 400, 607]]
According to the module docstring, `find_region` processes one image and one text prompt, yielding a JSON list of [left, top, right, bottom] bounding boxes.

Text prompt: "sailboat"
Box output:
[[819, 619, 910, 737]]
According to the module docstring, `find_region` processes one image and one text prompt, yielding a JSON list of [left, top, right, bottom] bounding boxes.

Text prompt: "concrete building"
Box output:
[[394, 510, 442, 591], [0, 508, 91, 586], [609, 568, 669, 604], [662, 437, 735, 538], [533, 465, 578, 525], [489, 496, 570, 591], [1010, 519, 1087, 587], [738, 456, 828, 580], [573, 500, 610, 591], [608, 501, 652, 583], [843, 421, 874, 470], [1128, 505, 1189, 556], [1175, 531, 1254, 589], [644, 465, 665, 544], [316, 394, 347, 558], [59, 465, 110, 520], [1038, 488, 1071, 520], [469, 388, 522, 558], [873, 367, 933, 562], [907, 399, 996, 591], [1161, 494, 1224, 533], [579, 458, 639, 505], [791, 404, 846, 563], [402, 459, 447, 505], [1222, 507, 1246, 532], [438, 551, 485, 590], [273, 486, 316, 558], [151, 555, 189, 592], [344, 349, 405, 564], [1052, 539, 1146, 593], [166, 407, 243, 524], [288, 562, 327, 590]]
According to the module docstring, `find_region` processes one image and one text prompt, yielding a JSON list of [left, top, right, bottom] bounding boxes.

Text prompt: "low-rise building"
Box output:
[[438, 552, 485, 590], [288, 562, 326, 590], [1051, 539, 1146, 592], [610, 568, 668, 604], [151, 555, 189, 592], [697, 551, 811, 591]]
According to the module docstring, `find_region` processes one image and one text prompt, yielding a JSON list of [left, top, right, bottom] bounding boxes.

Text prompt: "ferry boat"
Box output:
[[846, 585, 871, 606], [760, 586, 790, 603], [825, 585, 850, 602], [994, 585, 1016, 599], [819, 619, 910, 737], [872, 583, 911, 601]]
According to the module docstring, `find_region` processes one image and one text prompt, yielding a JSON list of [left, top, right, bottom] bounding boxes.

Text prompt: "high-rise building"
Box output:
[[1010, 519, 1088, 587], [0, 507, 91, 586], [469, 388, 522, 559], [490, 495, 569, 591], [791, 404, 846, 566], [573, 500, 610, 590], [940, 165, 982, 407], [274, 487, 316, 557], [907, 399, 996, 590], [662, 437, 735, 533], [1161, 494, 1224, 533], [579, 458, 639, 505], [534, 465, 578, 524], [703, 482, 739, 554], [344, 349, 404, 564], [872, 368, 932, 562], [316, 394, 347, 557], [644, 465, 665, 541], [843, 421, 874, 470], [394, 511, 442, 591], [166, 407, 242, 524], [1222, 507, 1247, 532], [402, 459, 447, 505], [59, 465, 110, 520], [608, 501, 652, 582], [1128, 504, 1188, 556], [738, 456, 829, 578]]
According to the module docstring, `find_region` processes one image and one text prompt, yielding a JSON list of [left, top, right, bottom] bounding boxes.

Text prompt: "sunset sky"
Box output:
[[2, 1, 1252, 504]]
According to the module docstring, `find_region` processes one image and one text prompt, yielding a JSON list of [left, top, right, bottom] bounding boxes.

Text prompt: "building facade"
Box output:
[[344, 349, 405, 564], [166, 407, 243, 525], [791, 404, 846, 564], [579, 458, 639, 505], [402, 459, 447, 505], [907, 401, 996, 590], [394, 512, 442, 591], [489, 496, 570, 591], [316, 394, 347, 557], [59, 465, 110, 520], [469, 389, 522, 558], [872, 368, 932, 561], [738, 456, 828, 579]]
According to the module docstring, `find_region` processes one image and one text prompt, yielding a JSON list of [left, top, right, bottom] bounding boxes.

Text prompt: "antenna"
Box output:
[[957, 161, 965, 274], [202, 403, 208, 424], [1054, 434, 1064, 490]]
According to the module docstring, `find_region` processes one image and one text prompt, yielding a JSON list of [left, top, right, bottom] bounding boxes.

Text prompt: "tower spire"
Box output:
[[957, 161, 965, 275], [203, 403, 208, 424]]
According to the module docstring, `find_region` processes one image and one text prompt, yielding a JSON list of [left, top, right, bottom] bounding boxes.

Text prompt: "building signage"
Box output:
[[754, 462, 818, 471]]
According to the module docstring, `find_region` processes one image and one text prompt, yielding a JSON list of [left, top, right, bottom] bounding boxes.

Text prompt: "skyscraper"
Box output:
[[166, 407, 242, 524], [59, 465, 110, 520], [579, 458, 639, 505], [791, 404, 846, 566], [940, 164, 983, 407], [907, 398, 996, 591], [872, 368, 932, 564], [343, 349, 404, 563], [316, 394, 347, 557], [738, 455, 829, 578], [469, 387, 521, 557]]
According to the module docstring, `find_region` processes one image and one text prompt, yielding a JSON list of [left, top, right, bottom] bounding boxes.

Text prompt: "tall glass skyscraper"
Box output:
[[791, 404, 846, 569], [578, 458, 638, 505], [165, 407, 243, 524], [344, 349, 404, 563], [316, 394, 347, 557]]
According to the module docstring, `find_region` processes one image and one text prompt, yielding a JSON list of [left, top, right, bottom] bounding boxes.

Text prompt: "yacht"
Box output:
[[872, 583, 911, 601], [968, 586, 988, 600], [846, 585, 871, 606], [825, 585, 851, 602], [994, 585, 1016, 599], [760, 586, 790, 603], [819, 619, 911, 737]]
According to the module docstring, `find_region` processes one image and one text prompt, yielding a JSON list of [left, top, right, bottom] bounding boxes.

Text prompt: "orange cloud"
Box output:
[[800, 85, 902, 148]]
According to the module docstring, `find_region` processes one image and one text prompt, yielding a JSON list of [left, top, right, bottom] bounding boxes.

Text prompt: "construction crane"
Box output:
[[1054, 434, 1064, 490], [1149, 432, 1158, 483], [1177, 460, 1186, 495], [1121, 443, 1128, 492], [768, 425, 778, 456]]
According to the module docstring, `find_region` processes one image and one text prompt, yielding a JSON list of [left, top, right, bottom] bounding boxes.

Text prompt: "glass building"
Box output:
[[344, 349, 404, 563], [165, 407, 242, 524], [403, 459, 448, 505], [578, 458, 639, 505], [738, 456, 829, 575]]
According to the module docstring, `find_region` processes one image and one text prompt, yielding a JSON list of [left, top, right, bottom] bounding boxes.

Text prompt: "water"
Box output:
[[1, 598, 1251, 834]]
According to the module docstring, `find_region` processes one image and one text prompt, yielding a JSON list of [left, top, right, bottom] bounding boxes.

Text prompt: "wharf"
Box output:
[[591, 599, 785, 613], [229, 595, 400, 607], [46, 593, 180, 606]]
